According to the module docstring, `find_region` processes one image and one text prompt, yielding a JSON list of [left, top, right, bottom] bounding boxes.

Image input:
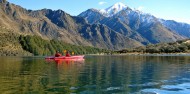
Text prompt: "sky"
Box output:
[[7, 0, 190, 24]]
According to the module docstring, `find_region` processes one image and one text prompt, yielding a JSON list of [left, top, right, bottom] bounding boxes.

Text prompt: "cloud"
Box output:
[[99, 1, 107, 5], [137, 6, 145, 11]]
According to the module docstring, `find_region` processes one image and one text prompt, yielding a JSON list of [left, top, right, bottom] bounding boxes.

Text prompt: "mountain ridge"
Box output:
[[79, 2, 186, 45], [0, 1, 143, 50], [99, 2, 128, 17], [1, 1, 190, 51]]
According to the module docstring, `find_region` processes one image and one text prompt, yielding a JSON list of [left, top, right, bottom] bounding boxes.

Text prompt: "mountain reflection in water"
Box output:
[[0, 55, 190, 94]]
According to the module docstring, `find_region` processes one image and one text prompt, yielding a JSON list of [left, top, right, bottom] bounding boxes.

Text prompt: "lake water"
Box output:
[[0, 55, 190, 94]]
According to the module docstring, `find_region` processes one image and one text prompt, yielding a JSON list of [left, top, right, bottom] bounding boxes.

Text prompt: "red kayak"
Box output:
[[45, 55, 84, 60]]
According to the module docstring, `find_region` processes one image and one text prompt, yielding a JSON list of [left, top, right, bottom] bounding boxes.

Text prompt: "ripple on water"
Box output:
[[102, 86, 123, 93], [128, 82, 160, 87], [141, 83, 190, 94], [106, 87, 122, 91], [178, 78, 190, 82], [70, 86, 78, 90]]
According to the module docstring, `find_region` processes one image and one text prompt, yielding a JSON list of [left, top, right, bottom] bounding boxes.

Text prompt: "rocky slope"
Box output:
[[79, 3, 185, 45], [159, 19, 190, 38], [0, 0, 142, 50]]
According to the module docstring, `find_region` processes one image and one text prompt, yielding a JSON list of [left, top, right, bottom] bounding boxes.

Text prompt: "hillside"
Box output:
[[1, 0, 189, 54], [0, 26, 32, 56], [19, 35, 108, 56], [0, 25, 109, 56], [0, 0, 142, 50], [79, 3, 186, 45]]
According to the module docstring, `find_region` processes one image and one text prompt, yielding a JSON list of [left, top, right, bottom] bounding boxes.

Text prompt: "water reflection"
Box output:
[[0, 56, 190, 93], [46, 59, 85, 65]]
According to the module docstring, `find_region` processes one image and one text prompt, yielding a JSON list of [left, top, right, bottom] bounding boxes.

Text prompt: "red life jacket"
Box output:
[[66, 53, 70, 57], [55, 53, 61, 57]]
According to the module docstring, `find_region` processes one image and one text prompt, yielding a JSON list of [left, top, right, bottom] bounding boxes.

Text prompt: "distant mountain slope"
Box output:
[[0, 0, 142, 50], [159, 19, 190, 38], [79, 2, 185, 45], [79, 9, 105, 24]]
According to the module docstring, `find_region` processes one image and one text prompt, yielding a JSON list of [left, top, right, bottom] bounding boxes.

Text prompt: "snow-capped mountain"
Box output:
[[79, 2, 185, 45], [0, 0, 143, 50], [99, 2, 128, 17]]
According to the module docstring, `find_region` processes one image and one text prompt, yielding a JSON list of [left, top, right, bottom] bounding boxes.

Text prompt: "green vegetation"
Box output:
[[0, 27, 32, 56], [19, 35, 107, 56], [116, 40, 190, 54], [0, 26, 108, 56]]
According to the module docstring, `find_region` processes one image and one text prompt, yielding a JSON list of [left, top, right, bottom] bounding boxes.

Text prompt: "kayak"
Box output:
[[45, 55, 84, 60]]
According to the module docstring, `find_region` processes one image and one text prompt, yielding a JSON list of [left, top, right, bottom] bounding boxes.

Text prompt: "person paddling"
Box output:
[[66, 51, 71, 57], [55, 51, 62, 57]]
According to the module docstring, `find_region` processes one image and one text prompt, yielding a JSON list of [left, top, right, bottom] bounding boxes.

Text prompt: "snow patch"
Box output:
[[99, 2, 128, 17]]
